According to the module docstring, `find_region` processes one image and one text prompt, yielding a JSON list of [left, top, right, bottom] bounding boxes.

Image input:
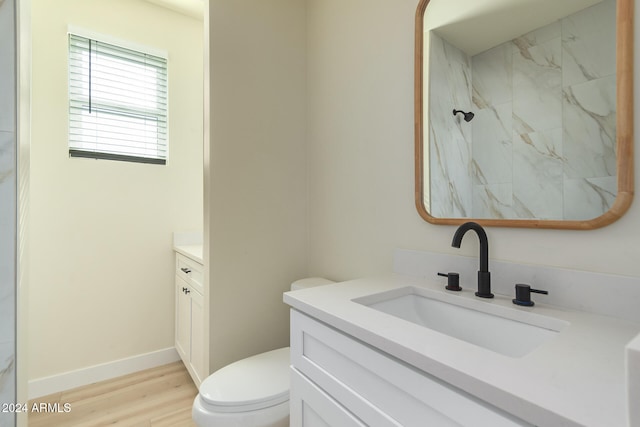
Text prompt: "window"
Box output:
[[68, 34, 168, 164]]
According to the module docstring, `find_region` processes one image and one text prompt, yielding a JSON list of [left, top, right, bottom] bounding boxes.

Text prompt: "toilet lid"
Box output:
[[199, 347, 290, 413]]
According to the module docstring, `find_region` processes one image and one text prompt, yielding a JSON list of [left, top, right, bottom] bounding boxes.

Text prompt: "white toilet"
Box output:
[[192, 277, 335, 427]]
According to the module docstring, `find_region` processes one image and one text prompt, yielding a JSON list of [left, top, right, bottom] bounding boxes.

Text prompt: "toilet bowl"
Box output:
[[192, 277, 334, 427]]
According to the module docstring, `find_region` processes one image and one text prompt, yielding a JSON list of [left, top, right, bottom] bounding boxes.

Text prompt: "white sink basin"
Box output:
[[353, 286, 568, 357]]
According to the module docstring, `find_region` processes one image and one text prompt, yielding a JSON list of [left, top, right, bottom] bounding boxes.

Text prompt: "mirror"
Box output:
[[415, 0, 633, 229]]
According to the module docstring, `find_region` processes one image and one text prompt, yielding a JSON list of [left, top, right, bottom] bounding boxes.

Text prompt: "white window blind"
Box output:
[[68, 34, 168, 164]]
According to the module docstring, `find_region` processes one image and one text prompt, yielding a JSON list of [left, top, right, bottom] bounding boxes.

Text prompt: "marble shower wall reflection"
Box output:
[[0, 0, 16, 425], [429, 0, 617, 220], [428, 32, 473, 217]]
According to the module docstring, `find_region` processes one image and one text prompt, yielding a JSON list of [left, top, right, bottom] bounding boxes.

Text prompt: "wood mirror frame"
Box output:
[[415, 0, 634, 229]]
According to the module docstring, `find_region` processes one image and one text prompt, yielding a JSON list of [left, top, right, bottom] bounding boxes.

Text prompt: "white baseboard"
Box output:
[[28, 347, 181, 399]]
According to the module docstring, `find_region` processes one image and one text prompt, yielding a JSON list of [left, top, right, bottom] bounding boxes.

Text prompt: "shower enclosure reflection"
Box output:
[[416, 0, 633, 229]]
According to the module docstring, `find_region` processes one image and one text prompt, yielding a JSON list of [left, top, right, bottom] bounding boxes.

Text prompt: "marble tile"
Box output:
[[563, 75, 616, 179], [511, 194, 538, 219], [512, 21, 561, 52], [0, 131, 16, 427], [513, 37, 562, 134], [0, 131, 14, 182], [564, 176, 616, 220], [0, 275, 14, 366], [0, 340, 15, 427], [428, 3, 616, 221], [428, 33, 473, 217], [429, 119, 472, 217], [514, 128, 564, 175], [432, 34, 473, 134], [562, 0, 616, 87], [471, 102, 512, 186], [0, 131, 15, 322], [472, 183, 514, 218], [0, 0, 15, 133], [472, 178, 547, 220], [512, 178, 563, 220], [0, 0, 16, 418], [512, 129, 564, 220], [472, 42, 512, 108]]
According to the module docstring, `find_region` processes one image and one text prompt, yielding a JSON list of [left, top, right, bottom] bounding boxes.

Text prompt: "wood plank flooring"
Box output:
[[28, 362, 198, 427]]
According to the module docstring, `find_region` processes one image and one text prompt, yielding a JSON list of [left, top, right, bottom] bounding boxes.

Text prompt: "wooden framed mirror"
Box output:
[[415, 0, 633, 229]]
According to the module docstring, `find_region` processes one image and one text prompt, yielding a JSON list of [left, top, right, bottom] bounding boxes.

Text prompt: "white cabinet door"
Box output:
[[190, 288, 205, 384], [290, 368, 366, 427], [175, 273, 204, 387], [175, 276, 191, 363]]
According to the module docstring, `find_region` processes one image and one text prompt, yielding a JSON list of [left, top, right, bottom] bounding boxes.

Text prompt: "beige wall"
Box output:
[[206, 0, 308, 371], [29, 0, 203, 379], [306, 0, 640, 280]]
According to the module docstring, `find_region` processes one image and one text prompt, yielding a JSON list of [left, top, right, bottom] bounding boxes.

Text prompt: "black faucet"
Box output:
[[451, 222, 493, 298]]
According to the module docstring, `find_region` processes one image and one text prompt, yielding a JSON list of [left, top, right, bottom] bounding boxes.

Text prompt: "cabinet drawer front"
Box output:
[[291, 311, 531, 427], [290, 368, 367, 427], [176, 254, 203, 293]]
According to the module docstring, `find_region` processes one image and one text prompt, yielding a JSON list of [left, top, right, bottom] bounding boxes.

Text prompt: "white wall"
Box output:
[[206, 0, 308, 371], [29, 0, 203, 380], [306, 0, 640, 281]]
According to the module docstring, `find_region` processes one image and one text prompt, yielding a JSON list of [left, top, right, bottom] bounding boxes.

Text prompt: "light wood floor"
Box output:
[[28, 361, 198, 427]]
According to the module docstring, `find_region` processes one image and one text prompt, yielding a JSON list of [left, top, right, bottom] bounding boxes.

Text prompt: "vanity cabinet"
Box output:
[[175, 252, 205, 387], [290, 310, 531, 427]]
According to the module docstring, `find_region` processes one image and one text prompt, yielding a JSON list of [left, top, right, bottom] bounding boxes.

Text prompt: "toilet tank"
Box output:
[[291, 277, 335, 291]]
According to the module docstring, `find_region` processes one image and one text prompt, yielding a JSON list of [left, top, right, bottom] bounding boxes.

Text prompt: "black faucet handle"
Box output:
[[513, 284, 548, 306], [438, 272, 462, 291]]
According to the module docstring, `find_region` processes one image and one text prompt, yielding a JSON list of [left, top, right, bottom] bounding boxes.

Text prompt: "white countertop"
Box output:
[[284, 275, 640, 427], [173, 244, 203, 264]]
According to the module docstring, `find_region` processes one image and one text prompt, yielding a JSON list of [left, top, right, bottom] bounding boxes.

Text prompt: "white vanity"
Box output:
[[288, 307, 530, 427], [284, 251, 640, 426], [173, 236, 206, 387]]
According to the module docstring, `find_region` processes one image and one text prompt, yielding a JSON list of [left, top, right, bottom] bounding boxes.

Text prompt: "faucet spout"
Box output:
[[451, 222, 493, 298]]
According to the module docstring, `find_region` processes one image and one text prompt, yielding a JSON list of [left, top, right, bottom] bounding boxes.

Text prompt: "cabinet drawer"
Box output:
[[290, 367, 367, 427], [291, 310, 531, 427], [176, 253, 203, 294]]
